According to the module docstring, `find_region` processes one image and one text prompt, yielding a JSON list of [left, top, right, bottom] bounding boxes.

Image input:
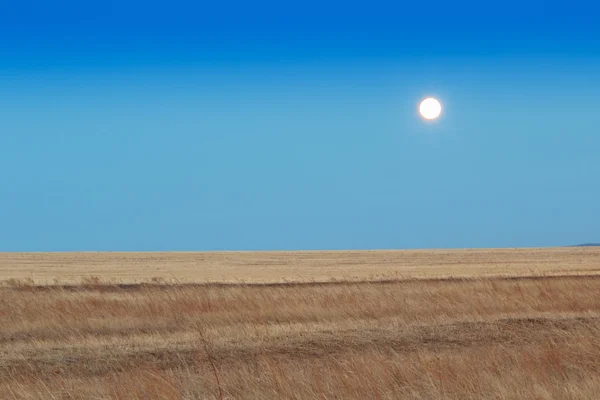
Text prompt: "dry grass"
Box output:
[[1, 248, 600, 399], [2, 247, 600, 285]]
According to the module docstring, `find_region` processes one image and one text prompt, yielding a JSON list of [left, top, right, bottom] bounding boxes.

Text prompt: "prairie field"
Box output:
[[1, 247, 600, 399]]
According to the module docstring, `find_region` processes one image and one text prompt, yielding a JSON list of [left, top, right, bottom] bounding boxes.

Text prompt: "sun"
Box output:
[[419, 97, 442, 120]]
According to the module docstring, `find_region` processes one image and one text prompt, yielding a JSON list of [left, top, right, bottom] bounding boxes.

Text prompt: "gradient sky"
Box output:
[[1, 0, 599, 251]]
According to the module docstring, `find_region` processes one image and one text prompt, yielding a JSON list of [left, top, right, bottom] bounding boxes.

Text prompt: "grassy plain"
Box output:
[[2, 247, 600, 285], [1, 247, 600, 399]]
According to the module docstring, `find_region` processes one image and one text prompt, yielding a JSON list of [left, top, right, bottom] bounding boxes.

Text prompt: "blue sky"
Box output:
[[1, 0, 599, 251]]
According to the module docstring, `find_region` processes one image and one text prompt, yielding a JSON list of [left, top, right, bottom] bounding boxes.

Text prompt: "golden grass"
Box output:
[[1, 248, 600, 399], [1, 247, 600, 285]]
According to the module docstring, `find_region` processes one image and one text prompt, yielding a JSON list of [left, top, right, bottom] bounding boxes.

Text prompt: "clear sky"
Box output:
[[1, 0, 599, 251]]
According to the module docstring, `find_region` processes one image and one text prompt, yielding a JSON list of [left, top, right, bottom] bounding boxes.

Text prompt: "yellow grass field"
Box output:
[[2, 247, 600, 285], [1, 247, 600, 399]]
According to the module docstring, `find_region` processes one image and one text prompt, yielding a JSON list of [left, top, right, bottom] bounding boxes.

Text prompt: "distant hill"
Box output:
[[572, 243, 600, 247]]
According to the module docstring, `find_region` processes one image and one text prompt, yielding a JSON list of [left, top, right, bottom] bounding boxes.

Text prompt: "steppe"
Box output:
[[1, 247, 599, 399]]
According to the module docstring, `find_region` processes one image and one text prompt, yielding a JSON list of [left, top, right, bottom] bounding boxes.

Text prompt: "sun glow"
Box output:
[[419, 97, 442, 120]]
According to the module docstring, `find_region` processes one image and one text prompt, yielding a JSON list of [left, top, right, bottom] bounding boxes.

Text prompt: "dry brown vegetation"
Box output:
[[1, 248, 600, 399], [2, 247, 600, 285]]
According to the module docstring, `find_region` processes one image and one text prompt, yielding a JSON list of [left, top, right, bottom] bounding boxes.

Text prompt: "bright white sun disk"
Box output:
[[419, 98, 442, 120]]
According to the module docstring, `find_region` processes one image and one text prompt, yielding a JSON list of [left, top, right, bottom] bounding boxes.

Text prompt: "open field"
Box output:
[[2, 247, 600, 285], [1, 248, 600, 399]]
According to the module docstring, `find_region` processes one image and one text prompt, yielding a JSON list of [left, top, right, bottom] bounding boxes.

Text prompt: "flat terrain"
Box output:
[[1, 248, 600, 399], [2, 247, 600, 284]]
